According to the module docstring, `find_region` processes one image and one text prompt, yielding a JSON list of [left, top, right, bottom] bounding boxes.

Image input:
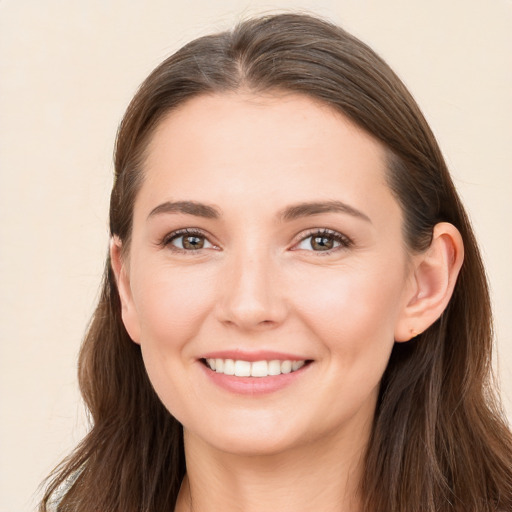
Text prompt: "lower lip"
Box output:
[[199, 361, 311, 395]]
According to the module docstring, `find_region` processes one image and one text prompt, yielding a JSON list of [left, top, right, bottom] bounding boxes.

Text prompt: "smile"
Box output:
[[204, 358, 307, 377]]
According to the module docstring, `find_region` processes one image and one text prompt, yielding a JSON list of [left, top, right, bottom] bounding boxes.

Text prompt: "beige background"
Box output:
[[0, 1, 511, 511]]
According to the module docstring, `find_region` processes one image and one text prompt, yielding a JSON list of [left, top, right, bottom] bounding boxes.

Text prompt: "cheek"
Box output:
[[131, 262, 217, 348], [130, 262, 219, 421], [290, 260, 406, 356], [287, 261, 406, 425]]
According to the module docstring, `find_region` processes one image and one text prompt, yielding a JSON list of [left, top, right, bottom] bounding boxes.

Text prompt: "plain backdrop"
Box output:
[[0, 1, 511, 511]]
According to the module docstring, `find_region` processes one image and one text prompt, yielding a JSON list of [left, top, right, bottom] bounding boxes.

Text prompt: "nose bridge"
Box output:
[[217, 240, 286, 329]]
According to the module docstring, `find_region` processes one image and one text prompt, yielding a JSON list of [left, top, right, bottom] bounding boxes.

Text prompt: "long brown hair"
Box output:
[[40, 13, 512, 512]]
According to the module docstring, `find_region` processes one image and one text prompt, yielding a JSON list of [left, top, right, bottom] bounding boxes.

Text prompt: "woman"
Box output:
[[40, 13, 512, 512]]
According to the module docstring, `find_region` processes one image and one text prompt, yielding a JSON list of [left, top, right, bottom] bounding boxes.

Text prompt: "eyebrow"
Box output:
[[148, 201, 221, 219], [279, 200, 372, 223], [147, 199, 371, 223]]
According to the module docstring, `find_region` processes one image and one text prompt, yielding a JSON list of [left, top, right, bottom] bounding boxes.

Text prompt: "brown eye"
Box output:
[[310, 235, 335, 251], [182, 235, 205, 250], [295, 229, 352, 253], [165, 229, 214, 251]]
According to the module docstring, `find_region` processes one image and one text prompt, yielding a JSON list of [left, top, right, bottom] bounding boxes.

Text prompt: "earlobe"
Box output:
[[394, 222, 464, 342], [110, 237, 141, 344]]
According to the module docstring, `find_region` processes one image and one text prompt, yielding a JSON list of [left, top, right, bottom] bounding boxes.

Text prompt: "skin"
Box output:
[[111, 92, 463, 512]]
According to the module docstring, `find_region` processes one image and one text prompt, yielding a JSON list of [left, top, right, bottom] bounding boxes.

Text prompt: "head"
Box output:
[[68, 12, 500, 512]]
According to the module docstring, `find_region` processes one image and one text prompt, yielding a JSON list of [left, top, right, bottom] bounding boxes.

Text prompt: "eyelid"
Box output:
[[161, 227, 219, 252], [159, 227, 352, 254], [291, 228, 353, 252]]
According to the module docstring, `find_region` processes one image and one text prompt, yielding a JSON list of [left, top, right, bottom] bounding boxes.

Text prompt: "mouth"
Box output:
[[201, 358, 312, 377]]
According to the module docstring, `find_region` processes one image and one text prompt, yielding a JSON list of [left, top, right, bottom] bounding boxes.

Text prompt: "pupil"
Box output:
[[183, 236, 204, 250], [312, 236, 333, 251]]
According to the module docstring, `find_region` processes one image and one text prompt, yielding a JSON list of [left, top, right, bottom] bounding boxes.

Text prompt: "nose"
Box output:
[[215, 250, 288, 331]]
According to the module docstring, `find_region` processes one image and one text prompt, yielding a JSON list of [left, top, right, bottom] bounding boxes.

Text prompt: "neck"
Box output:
[[175, 425, 369, 512]]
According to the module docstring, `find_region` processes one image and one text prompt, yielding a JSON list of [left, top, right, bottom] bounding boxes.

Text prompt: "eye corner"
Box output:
[[160, 227, 220, 253], [291, 228, 353, 254]]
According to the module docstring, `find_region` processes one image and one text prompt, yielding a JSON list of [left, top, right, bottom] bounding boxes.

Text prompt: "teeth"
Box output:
[[223, 359, 235, 375], [281, 360, 292, 374], [292, 360, 303, 371], [251, 360, 268, 377], [205, 358, 306, 377], [268, 360, 281, 375], [234, 360, 251, 377]]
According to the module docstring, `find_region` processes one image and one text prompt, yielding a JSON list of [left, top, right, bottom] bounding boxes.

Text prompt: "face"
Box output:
[[116, 92, 417, 456]]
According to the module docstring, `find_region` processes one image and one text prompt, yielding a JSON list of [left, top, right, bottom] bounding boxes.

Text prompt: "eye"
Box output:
[[163, 229, 215, 251], [294, 229, 352, 252]]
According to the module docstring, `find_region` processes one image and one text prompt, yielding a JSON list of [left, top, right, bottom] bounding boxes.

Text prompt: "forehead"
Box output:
[[137, 92, 398, 222]]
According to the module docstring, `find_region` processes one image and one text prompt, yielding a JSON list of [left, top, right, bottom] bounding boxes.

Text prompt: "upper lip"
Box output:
[[199, 350, 311, 362]]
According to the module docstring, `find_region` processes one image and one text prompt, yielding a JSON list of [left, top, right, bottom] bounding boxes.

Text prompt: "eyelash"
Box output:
[[161, 228, 353, 254], [293, 228, 353, 253], [161, 228, 215, 254]]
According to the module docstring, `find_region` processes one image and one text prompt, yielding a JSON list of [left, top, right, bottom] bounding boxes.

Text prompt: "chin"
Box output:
[[203, 432, 301, 457], [185, 412, 309, 457]]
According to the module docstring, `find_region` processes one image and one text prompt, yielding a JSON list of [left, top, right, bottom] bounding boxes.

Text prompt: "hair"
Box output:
[[40, 12, 512, 512]]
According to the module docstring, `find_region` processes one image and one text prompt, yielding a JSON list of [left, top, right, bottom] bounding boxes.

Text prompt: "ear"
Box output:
[[394, 222, 464, 342], [110, 236, 141, 344]]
